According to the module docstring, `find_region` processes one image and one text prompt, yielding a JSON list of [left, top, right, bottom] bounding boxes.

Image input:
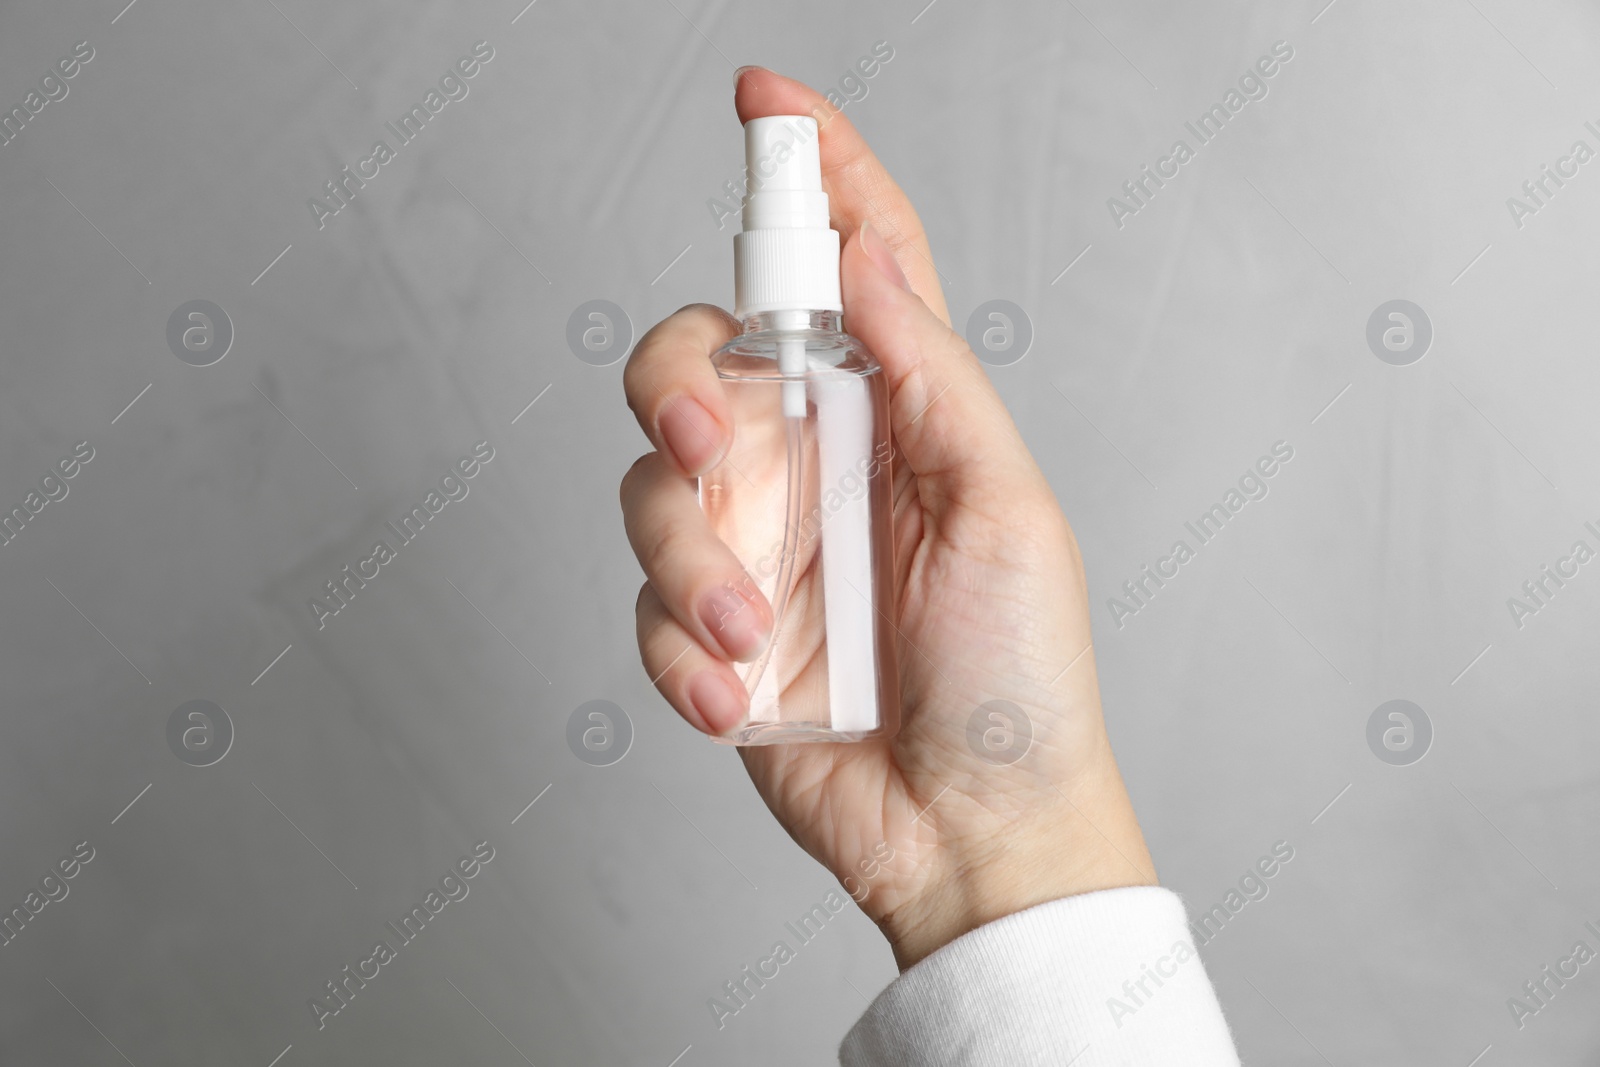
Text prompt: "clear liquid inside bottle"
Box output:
[[700, 309, 899, 744]]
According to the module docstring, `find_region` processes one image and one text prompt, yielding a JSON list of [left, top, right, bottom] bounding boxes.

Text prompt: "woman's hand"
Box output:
[[620, 67, 1156, 970]]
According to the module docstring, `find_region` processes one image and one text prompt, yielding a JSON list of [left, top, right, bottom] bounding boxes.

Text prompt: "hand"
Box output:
[[620, 67, 1156, 970]]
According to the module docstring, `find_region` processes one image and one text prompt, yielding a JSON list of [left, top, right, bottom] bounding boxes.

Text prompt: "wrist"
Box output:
[[879, 763, 1156, 970]]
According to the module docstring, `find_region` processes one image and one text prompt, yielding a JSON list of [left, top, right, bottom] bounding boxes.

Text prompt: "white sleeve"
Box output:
[[838, 886, 1240, 1067]]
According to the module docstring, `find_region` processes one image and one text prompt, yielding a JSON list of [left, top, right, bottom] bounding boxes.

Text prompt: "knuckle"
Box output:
[[639, 514, 690, 584], [621, 350, 649, 416], [619, 452, 656, 505], [676, 302, 737, 327], [620, 454, 646, 495]]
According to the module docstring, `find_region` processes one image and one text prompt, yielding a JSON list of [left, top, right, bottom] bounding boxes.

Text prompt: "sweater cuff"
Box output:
[[839, 886, 1240, 1067]]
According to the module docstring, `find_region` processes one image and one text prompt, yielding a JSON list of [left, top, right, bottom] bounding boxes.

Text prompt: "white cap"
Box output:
[[733, 116, 842, 318]]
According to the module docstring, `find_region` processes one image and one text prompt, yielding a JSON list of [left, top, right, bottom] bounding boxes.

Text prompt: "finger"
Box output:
[[842, 222, 1045, 504], [734, 66, 950, 326], [620, 450, 774, 662], [622, 303, 740, 476], [636, 583, 750, 736]]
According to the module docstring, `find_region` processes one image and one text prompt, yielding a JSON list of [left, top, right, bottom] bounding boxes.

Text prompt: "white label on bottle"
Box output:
[[814, 373, 879, 734]]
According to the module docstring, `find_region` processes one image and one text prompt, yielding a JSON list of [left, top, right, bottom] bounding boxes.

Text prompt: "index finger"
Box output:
[[734, 66, 950, 326]]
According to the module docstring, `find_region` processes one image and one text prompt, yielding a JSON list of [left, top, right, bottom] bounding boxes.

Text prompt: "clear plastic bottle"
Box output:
[[699, 117, 899, 745]]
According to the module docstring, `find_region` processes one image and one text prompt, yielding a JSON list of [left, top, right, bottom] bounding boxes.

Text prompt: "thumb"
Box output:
[[841, 223, 1044, 506]]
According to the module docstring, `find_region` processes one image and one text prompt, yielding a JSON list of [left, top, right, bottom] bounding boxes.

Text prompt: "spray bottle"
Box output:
[[700, 115, 900, 744]]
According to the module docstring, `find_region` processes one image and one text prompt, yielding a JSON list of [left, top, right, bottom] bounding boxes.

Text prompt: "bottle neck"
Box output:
[[740, 309, 842, 335]]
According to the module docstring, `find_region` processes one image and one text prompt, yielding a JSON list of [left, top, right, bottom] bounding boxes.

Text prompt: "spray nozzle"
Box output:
[[741, 116, 830, 231], [732, 116, 842, 320]]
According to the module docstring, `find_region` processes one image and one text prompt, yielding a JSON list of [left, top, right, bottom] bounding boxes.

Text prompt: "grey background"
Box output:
[[1, 0, 1597, 1062]]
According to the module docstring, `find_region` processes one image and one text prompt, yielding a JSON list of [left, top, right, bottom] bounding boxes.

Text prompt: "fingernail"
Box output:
[[859, 222, 912, 293], [700, 583, 770, 662], [689, 671, 748, 734], [733, 65, 762, 90], [658, 395, 725, 476]]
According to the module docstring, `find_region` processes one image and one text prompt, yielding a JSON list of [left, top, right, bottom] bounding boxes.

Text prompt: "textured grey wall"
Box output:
[[2, 0, 1598, 1063]]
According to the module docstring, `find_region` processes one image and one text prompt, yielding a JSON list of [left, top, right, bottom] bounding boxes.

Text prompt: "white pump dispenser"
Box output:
[[734, 116, 840, 419], [733, 116, 841, 319]]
